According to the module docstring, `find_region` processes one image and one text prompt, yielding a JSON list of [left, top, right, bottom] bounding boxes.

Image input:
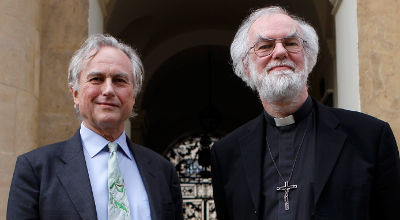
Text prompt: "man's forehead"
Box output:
[[85, 71, 130, 77], [83, 47, 133, 71], [248, 13, 299, 41], [89, 46, 130, 62]]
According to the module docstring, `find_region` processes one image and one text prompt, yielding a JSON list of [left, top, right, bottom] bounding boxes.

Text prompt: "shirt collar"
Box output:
[[264, 96, 313, 127], [80, 122, 132, 160]]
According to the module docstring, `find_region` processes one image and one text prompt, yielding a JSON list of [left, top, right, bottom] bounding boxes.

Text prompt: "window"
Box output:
[[165, 135, 218, 220]]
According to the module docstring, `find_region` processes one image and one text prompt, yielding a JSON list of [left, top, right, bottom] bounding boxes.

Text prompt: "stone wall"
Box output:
[[358, 0, 400, 145], [0, 0, 41, 218], [0, 0, 89, 218], [38, 0, 88, 146], [0, 0, 399, 218]]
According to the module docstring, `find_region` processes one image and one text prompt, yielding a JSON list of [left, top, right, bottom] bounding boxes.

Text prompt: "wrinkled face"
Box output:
[[246, 13, 308, 102], [72, 46, 135, 133], [247, 13, 305, 75]]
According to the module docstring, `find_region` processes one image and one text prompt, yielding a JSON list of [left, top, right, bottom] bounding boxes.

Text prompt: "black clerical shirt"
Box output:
[[261, 96, 316, 220]]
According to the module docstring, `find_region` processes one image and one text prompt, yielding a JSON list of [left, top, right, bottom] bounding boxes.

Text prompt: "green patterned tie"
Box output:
[[108, 142, 130, 219]]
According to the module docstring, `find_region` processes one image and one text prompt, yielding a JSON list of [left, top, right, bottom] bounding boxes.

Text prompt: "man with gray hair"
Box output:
[[211, 6, 400, 220], [7, 34, 183, 220]]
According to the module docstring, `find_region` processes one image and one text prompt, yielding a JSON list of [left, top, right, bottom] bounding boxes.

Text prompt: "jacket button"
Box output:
[[253, 210, 257, 214]]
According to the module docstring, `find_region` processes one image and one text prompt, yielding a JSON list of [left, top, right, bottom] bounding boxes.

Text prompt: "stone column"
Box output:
[[0, 0, 41, 218], [358, 0, 400, 144], [333, 0, 361, 111], [39, 0, 89, 146]]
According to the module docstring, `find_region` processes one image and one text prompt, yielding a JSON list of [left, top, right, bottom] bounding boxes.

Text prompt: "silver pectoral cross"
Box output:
[[276, 181, 297, 210]]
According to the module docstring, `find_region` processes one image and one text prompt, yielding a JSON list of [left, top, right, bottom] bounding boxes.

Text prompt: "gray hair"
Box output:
[[68, 33, 144, 96], [230, 6, 319, 90]]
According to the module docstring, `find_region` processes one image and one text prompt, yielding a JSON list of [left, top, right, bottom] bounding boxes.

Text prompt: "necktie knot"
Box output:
[[108, 142, 118, 153]]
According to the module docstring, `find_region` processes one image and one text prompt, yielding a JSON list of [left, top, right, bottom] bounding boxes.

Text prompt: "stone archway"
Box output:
[[103, 0, 337, 149]]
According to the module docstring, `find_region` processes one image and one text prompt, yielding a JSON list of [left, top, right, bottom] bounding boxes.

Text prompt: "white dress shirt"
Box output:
[[80, 123, 151, 220]]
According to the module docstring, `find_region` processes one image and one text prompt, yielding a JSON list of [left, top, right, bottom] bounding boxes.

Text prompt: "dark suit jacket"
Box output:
[[7, 131, 183, 220], [211, 99, 400, 220]]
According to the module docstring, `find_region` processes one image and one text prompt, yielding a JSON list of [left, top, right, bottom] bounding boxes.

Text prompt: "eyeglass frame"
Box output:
[[247, 35, 306, 57]]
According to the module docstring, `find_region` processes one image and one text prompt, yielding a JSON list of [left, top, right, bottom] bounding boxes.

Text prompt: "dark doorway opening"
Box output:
[[134, 45, 262, 153]]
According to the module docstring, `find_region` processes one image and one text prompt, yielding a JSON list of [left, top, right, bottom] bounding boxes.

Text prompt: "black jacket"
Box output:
[[7, 131, 183, 220], [211, 98, 400, 220]]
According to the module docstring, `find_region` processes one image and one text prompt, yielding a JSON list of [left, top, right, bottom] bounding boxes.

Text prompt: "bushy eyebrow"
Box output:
[[85, 72, 102, 77], [86, 71, 130, 79], [255, 31, 298, 42], [112, 73, 130, 79]]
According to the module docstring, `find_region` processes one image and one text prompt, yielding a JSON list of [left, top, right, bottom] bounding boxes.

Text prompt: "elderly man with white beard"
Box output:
[[210, 6, 400, 220]]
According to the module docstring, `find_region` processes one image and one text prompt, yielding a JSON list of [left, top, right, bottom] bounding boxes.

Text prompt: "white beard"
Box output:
[[248, 59, 309, 102]]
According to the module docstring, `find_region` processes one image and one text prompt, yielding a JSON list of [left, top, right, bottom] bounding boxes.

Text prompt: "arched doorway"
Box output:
[[137, 45, 262, 219], [105, 1, 336, 219], [105, 1, 336, 149]]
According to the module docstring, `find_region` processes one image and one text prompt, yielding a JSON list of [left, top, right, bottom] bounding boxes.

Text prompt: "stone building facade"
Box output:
[[0, 0, 399, 218]]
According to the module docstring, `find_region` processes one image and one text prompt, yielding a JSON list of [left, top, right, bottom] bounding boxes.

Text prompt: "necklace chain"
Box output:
[[266, 121, 309, 183]]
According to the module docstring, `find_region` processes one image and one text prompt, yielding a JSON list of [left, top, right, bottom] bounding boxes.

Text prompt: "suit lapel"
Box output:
[[313, 101, 347, 207], [238, 114, 264, 210], [56, 131, 97, 220], [128, 141, 160, 220]]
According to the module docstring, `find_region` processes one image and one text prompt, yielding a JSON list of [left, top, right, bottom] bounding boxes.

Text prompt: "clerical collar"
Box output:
[[263, 96, 313, 127]]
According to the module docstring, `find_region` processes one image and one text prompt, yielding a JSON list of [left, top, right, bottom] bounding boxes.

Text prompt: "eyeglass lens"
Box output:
[[254, 37, 302, 57]]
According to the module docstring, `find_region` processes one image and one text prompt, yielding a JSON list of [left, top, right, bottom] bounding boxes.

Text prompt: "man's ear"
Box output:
[[70, 86, 79, 105], [242, 58, 251, 77]]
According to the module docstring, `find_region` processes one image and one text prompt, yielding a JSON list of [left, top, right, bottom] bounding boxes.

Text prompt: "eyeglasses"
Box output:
[[249, 37, 305, 57]]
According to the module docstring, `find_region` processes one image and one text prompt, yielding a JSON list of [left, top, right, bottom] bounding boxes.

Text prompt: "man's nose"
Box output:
[[102, 78, 115, 96], [271, 42, 288, 60]]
